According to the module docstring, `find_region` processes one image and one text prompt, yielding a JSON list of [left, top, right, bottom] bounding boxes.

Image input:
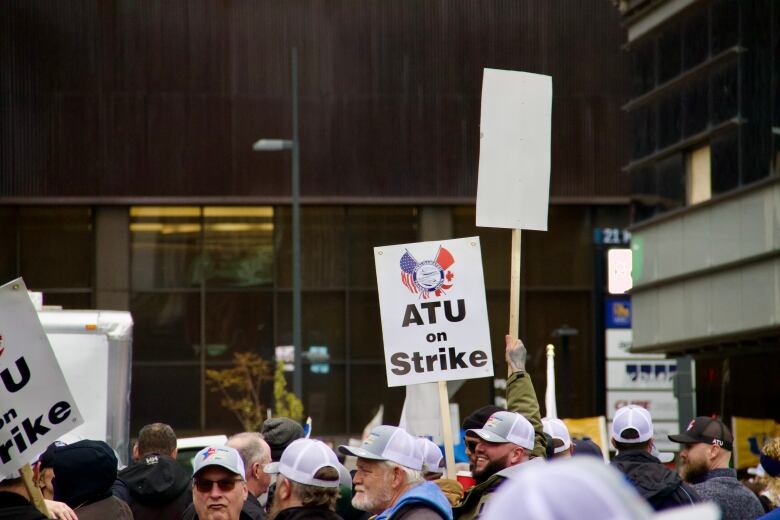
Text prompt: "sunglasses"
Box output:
[[465, 440, 478, 452], [193, 477, 243, 493]]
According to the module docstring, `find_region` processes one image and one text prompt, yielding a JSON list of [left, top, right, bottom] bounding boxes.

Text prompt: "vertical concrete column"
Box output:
[[418, 206, 452, 242], [95, 206, 130, 310]]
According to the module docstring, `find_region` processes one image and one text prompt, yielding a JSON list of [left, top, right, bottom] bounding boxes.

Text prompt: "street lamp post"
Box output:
[[252, 46, 302, 400]]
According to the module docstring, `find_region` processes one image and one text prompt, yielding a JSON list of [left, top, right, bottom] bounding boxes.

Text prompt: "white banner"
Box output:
[[606, 360, 677, 390], [476, 69, 552, 230], [0, 278, 83, 478], [606, 390, 678, 421], [374, 237, 493, 387]]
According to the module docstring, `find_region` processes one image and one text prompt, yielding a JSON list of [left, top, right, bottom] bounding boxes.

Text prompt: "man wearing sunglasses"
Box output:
[[191, 446, 250, 520]]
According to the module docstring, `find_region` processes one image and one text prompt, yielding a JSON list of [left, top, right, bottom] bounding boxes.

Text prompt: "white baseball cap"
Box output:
[[542, 418, 572, 454], [467, 411, 535, 450], [481, 457, 720, 520], [338, 425, 422, 471], [264, 438, 343, 488], [193, 446, 246, 480], [611, 405, 653, 444], [416, 437, 444, 475]]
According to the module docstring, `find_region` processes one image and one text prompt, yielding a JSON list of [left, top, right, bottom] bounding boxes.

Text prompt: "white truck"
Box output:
[[38, 309, 133, 465]]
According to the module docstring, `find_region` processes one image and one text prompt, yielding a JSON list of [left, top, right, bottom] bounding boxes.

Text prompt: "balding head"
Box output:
[[227, 432, 272, 497]]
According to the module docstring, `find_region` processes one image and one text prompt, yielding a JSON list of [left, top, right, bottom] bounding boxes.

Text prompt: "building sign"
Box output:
[[605, 298, 631, 328], [606, 390, 679, 421], [606, 329, 664, 359], [0, 278, 83, 478], [607, 360, 676, 390], [607, 248, 633, 294], [374, 237, 493, 387]]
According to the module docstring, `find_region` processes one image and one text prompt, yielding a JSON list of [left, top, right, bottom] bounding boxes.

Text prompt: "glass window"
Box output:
[[451, 207, 511, 290], [203, 207, 274, 288], [0, 208, 18, 282], [349, 290, 384, 361], [277, 291, 346, 361], [130, 207, 202, 290], [304, 366, 346, 434], [682, 8, 709, 70], [349, 364, 405, 432], [276, 206, 348, 289], [711, 131, 739, 194], [524, 207, 593, 288], [657, 93, 683, 149], [347, 207, 418, 288], [711, 63, 739, 124], [131, 366, 201, 434], [710, 0, 739, 54], [657, 24, 682, 84], [19, 207, 93, 289], [656, 153, 686, 211], [204, 291, 275, 361], [130, 292, 201, 362], [682, 78, 709, 138]]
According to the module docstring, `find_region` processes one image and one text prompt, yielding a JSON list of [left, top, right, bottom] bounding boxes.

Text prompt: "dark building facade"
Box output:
[[1, 1, 630, 436], [616, 0, 780, 426]]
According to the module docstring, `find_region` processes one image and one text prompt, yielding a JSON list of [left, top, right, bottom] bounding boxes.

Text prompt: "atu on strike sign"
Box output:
[[374, 237, 493, 387], [0, 278, 83, 478]]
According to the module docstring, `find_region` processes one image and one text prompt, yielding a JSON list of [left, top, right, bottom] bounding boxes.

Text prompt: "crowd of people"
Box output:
[[2, 335, 779, 520]]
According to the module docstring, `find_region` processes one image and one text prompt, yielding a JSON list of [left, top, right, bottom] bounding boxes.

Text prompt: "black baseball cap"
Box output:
[[668, 416, 733, 451]]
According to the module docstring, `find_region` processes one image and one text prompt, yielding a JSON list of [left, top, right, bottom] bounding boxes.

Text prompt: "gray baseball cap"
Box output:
[[467, 411, 535, 450], [192, 445, 246, 480], [338, 425, 422, 471]]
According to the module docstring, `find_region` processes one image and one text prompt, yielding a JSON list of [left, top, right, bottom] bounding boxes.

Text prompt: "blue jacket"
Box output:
[[376, 481, 453, 520]]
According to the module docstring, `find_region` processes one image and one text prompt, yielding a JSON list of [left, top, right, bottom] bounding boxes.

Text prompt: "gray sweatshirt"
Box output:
[[691, 468, 764, 520]]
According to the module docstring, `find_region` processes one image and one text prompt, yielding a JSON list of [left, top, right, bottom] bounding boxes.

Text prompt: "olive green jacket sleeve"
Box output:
[[506, 371, 546, 459]]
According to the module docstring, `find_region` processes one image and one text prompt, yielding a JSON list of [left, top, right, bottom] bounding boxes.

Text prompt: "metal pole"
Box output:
[[291, 46, 303, 399]]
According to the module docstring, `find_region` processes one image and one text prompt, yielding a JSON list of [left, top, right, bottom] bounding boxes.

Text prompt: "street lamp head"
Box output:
[[252, 138, 293, 151]]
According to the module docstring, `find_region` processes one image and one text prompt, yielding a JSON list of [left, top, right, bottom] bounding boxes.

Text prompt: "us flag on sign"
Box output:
[[399, 251, 418, 294]]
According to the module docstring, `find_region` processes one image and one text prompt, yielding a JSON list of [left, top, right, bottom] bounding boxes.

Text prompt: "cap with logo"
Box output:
[[264, 438, 343, 488], [415, 437, 444, 475], [542, 418, 572, 454], [193, 445, 246, 480], [611, 405, 653, 444], [668, 417, 734, 451], [338, 425, 422, 471], [467, 411, 534, 450]]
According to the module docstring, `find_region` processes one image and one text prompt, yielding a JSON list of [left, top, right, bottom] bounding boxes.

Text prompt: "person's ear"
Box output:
[[509, 446, 526, 465], [171, 447, 178, 459], [252, 461, 262, 480], [132, 443, 140, 461], [392, 466, 405, 488]]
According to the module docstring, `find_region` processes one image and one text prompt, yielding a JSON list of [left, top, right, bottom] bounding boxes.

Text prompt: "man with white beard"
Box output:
[[339, 426, 452, 520]]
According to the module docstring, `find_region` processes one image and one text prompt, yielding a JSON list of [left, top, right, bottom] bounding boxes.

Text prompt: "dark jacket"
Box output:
[[0, 491, 47, 520], [115, 453, 192, 519], [74, 495, 133, 520], [274, 506, 344, 520], [182, 491, 265, 520], [690, 468, 765, 520], [611, 450, 699, 511]]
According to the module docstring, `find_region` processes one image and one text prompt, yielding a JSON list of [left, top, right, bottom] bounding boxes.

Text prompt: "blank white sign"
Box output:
[[476, 69, 552, 230]]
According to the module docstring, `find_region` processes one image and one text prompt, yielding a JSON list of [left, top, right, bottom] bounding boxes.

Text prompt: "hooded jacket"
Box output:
[[375, 481, 453, 520], [611, 450, 699, 511], [117, 452, 192, 519]]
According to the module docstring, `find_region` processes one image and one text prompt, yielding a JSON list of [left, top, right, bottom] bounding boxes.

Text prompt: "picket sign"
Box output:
[[476, 68, 552, 374], [0, 278, 84, 516], [375, 238, 493, 479]]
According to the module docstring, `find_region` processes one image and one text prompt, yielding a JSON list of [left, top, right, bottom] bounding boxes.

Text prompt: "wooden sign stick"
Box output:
[[508, 229, 521, 375], [20, 463, 49, 517], [437, 381, 457, 480]]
